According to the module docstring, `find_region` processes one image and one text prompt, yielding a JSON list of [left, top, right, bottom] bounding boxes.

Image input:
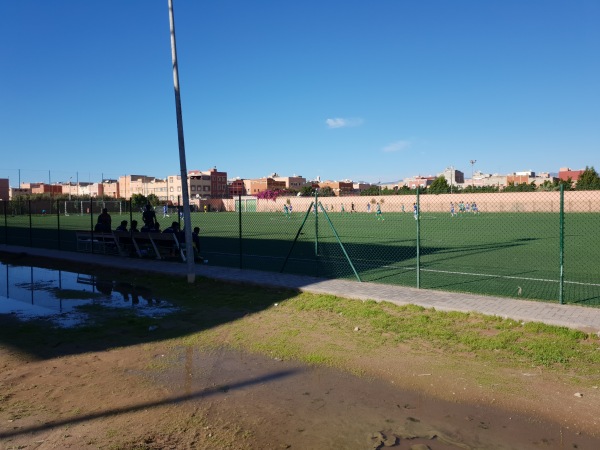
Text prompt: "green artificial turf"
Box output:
[[2, 208, 599, 305]]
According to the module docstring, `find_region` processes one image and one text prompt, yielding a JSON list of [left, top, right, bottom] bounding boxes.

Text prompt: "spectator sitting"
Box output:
[[130, 220, 140, 233], [115, 220, 128, 232], [192, 226, 205, 262], [141, 221, 160, 233], [192, 227, 201, 253], [162, 221, 181, 257], [94, 218, 108, 233], [162, 221, 180, 234]]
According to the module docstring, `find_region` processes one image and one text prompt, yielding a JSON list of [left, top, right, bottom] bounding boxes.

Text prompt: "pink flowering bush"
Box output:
[[255, 189, 288, 201]]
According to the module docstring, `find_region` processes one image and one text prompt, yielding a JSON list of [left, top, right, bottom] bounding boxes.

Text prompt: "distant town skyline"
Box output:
[[0, 163, 588, 188]]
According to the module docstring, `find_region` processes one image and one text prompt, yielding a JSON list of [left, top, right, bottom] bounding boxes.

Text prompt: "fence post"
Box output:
[[3, 201, 7, 245], [559, 184, 565, 304], [56, 199, 61, 250], [416, 189, 420, 289], [239, 192, 243, 269], [315, 191, 320, 277], [314, 191, 319, 256], [90, 200, 95, 254], [90, 198, 94, 230], [28, 199, 33, 246]]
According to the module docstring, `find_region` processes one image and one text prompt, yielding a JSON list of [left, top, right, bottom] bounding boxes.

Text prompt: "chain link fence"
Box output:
[[1, 189, 599, 306]]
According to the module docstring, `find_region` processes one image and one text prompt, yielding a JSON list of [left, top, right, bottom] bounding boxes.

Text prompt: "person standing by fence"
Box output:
[[95, 208, 111, 232], [142, 204, 157, 229]]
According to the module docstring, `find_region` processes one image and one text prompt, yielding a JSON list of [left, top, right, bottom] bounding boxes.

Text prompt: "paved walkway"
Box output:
[[2, 244, 600, 334]]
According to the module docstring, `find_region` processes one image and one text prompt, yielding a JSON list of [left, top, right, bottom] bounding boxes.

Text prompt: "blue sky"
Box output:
[[1, 0, 598, 186]]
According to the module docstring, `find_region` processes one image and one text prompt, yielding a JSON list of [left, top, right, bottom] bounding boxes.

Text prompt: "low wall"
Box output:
[[215, 191, 600, 214]]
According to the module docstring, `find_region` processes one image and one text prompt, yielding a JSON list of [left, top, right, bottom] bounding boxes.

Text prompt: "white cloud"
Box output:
[[382, 140, 411, 153], [325, 117, 364, 129]]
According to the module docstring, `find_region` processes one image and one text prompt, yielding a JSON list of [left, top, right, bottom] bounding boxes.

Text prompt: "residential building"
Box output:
[[118, 175, 157, 200], [318, 180, 354, 196], [439, 167, 465, 186], [209, 167, 228, 198], [465, 172, 507, 188], [403, 176, 435, 189], [353, 182, 371, 193], [145, 178, 168, 201], [102, 179, 120, 198], [243, 177, 286, 195], [228, 178, 246, 197], [20, 182, 63, 196], [188, 167, 229, 198], [507, 171, 535, 185], [273, 174, 307, 191], [62, 182, 77, 199], [502, 171, 553, 187], [558, 167, 585, 184], [166, 175, 183, 204], [188, 171, 212, 199], [78, 182, 103, 197], [10, 187, 30, 199]]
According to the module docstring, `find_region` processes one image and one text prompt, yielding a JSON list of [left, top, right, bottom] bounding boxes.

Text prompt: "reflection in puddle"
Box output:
[[0, 260, 178, 327]]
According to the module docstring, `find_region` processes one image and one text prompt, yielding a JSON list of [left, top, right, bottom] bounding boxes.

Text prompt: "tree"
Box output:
[[575, 166, 600, 190], [553, 177, 572, 191], [538, 180, 554, 192], [503, 182, 536, 192], [318, 186, 335, 197], [147, 194, 160, 206], [360, 185, 381, 196], [131, 193, 148, 210], [428, 176, 450, 194], [299, 186, 315, 196]]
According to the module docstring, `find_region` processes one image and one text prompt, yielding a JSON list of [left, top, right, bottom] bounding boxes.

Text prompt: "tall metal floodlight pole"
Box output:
[[168, 0, 195, 283], [470, 160, 476, 187]]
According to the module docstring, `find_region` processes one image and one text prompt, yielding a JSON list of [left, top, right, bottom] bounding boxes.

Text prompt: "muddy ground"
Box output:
[[1, 336, 599, 450], [1, 251, 599, 449]]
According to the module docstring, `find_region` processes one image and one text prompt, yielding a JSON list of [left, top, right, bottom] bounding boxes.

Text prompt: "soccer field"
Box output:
[[2, 209, 599, 305], [182, 209, 599, 305]]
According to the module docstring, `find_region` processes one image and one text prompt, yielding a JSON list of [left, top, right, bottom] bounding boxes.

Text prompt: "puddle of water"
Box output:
[[0, 260, 178, 327]]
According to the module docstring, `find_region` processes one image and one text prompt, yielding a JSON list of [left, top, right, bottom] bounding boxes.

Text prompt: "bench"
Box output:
[[76, 230, 186, 262], [130, 232, 186, 262], [75, 231, 121, 255], [112, 230, 136, 256]]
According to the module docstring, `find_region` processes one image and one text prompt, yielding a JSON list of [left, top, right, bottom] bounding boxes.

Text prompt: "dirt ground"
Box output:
[[1, 336, 600, 450]]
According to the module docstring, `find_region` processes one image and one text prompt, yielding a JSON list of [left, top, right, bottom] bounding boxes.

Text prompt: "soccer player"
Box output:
[[450, 202, 455, 217], [376, 202, 384, 221], [413, 203, 419, 220]]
